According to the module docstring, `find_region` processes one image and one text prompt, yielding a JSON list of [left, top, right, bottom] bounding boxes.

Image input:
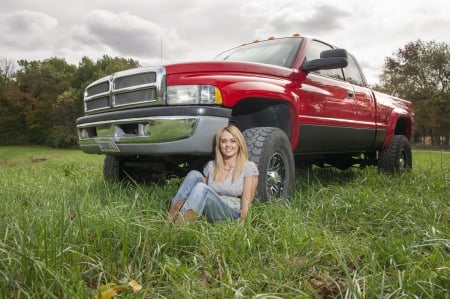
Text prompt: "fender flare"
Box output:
[[381, 109, 413, 149], [221, 81, 300, 148]]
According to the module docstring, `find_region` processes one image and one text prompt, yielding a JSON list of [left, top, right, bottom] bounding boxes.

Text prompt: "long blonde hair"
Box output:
[[213, 125, 248, 183]]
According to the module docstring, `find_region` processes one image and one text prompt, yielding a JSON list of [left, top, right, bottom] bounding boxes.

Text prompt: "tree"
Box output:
[[15, 58, 77, 144], [0, 58, 16, 78], [0, 76, 30, 144], [376, 40, 450, 146], [93, 55, 140, 78], [2, 55, 140, 147], [0, 59, 29, 144], [51, 88, 79, 147]]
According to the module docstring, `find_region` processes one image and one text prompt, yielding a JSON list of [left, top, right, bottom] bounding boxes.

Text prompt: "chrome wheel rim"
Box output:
[[398, 150, 406, 170], [266, 153, 286, 197]]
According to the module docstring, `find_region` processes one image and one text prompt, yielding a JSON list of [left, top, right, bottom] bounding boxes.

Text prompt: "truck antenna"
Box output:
[[160, 36, 163, 64]]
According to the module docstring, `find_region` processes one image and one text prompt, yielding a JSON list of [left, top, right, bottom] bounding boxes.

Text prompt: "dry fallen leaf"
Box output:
[[128, 279, 143, 292], [94, 279, 142, 298]]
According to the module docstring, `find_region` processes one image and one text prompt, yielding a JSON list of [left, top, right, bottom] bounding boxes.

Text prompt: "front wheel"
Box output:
[[243, 127, 295, 202], [103, 155, 125, 182], [378, 135, 412, 173]]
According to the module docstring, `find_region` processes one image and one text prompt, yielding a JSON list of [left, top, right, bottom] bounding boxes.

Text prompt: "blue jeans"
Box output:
[[171, 170, 240, 222]]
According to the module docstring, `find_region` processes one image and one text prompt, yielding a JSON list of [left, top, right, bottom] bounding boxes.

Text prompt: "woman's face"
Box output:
[[219, 130, 239, 159]]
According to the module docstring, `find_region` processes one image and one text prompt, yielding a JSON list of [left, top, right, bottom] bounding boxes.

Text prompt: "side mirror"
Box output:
[[301, 49, 348, 72], [320, 48, 347, 59]]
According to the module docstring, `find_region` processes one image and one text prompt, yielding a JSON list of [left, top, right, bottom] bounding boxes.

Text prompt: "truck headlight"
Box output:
[[167, 85, 222, 105]]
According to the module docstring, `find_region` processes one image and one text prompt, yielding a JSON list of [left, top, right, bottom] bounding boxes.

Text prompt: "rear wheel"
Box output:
[[378, 135, 412, 173], [243, 127, 295, 202]]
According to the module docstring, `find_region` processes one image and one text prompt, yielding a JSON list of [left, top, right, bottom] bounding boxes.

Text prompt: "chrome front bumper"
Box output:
[[77, 115, 229, 155]]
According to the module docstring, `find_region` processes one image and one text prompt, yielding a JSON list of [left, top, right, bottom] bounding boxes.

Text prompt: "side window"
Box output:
[[343, 54, 365, 87], [305, 40, 344, 80]]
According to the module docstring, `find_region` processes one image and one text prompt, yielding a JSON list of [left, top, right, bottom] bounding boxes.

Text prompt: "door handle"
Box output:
[[347, 90, 354, 98]]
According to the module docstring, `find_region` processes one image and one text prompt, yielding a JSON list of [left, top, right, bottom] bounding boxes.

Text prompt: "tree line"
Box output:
[[374, 40, 450, 146], [0, 39, 449, 148], [0, 56, 139, 147]]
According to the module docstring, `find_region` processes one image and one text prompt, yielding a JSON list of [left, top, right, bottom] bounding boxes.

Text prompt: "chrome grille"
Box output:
[[114, 88, 157, 106], [86, 96, 110, 111], [86, 81, 109, 97], [84, 67, 165, 114], [114, 72, 156, 89]]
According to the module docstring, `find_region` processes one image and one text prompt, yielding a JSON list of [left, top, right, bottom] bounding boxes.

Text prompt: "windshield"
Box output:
[[214, 37, 303, 68]]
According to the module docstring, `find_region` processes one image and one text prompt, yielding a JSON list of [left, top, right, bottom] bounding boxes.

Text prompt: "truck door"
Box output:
[[342, 54, 377, 149], [296, 39, 359, 153]]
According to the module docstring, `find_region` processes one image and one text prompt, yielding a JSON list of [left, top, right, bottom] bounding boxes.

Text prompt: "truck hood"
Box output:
[[164, 61, 295, 78]]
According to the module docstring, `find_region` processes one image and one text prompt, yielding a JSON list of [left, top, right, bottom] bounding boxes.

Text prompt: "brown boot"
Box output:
[[180, 209, 198, 223], [168, 199, 185, 221]]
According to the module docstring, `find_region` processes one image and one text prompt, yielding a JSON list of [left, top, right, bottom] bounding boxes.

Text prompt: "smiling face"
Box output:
[[219, 130, 239, 160]]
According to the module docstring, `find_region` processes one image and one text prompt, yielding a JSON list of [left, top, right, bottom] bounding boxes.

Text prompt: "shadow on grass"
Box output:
[[296, 166, 359, 189]]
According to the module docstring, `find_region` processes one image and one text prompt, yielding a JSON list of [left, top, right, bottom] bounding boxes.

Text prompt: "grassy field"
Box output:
[[0, 146, 448, 298]]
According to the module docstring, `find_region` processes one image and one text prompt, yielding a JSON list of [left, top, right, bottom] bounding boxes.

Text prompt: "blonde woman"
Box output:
[[168, 125, 259, 222]]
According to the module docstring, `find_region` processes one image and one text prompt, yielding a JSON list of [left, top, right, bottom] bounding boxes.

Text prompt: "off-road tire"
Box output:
[[103, 155, 125, 182], [243, 127, 295, 202], [378, 135, 412, 173]]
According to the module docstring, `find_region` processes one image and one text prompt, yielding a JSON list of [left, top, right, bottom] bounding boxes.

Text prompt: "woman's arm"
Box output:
[[240, 175, 258, 220]]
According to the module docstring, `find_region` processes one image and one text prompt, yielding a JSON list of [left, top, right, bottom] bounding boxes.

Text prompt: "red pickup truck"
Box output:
[[76, 35, 414, 201]]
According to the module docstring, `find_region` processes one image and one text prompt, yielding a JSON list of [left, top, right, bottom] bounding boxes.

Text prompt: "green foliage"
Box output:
[[0, 55, 139, 147], [377, 40, 450, 145], [91, 55, 140, 78], [0, 147, 449, 298], [14, 58, 77, 145], [16, 58, 76, 99], [0, 80, 29, 144]]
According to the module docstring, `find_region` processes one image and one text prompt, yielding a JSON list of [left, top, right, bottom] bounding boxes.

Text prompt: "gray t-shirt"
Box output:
[[203, 160, 259, 211]]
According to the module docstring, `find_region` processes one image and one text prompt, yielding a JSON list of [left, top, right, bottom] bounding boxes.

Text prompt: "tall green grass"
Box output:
[[0, 147, 448, 298]]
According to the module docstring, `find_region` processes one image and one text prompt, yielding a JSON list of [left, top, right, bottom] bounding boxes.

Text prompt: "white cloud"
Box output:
[[0, 0, 449, 84], [0, 10, 58, 49], [71, 10, 189, 61]]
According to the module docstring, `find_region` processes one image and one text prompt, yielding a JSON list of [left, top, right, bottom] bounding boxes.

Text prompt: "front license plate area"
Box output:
[[96, 138, 120, 153]]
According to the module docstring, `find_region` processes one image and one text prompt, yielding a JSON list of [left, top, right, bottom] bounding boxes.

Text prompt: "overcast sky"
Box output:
[[1, 0, 449, 84]]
